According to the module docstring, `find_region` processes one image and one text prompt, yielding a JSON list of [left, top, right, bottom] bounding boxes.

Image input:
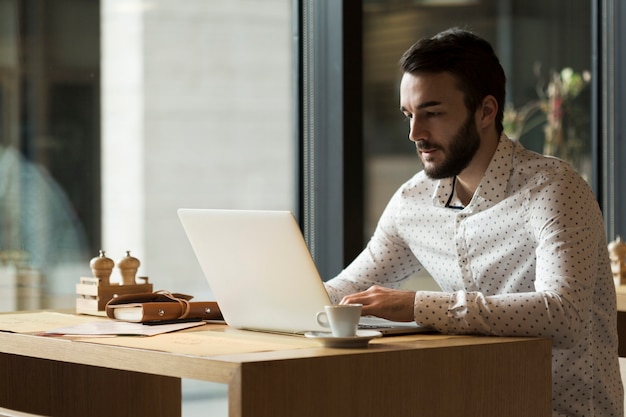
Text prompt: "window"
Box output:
[[0, 0, 99, 310], [1, 0, 293, 313]]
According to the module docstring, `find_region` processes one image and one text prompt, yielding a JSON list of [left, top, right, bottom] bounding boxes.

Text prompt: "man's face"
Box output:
[[400, 72, 481, 179]]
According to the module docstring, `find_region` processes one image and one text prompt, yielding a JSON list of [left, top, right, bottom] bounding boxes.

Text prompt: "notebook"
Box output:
[[177, 208, 429, 336]]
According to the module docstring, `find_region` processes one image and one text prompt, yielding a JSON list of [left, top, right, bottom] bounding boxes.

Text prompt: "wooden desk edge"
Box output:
[[0, 330, 550, 382], [0, 331, 236, 383]]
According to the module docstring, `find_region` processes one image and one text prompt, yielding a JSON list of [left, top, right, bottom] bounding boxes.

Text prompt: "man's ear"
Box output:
[[478, 95, 498, 128]]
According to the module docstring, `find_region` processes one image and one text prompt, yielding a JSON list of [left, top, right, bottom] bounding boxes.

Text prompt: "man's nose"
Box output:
[[408, 120, 427, 143]]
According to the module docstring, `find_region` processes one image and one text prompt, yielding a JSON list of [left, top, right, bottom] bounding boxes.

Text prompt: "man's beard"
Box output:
[[420, 115, 481, 180]]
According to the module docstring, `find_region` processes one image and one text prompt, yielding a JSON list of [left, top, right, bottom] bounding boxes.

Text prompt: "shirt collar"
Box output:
[[432, 134, 514, 211]]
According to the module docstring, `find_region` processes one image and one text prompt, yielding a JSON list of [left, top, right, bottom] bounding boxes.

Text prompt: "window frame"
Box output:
[[294, 0, 364, 281]]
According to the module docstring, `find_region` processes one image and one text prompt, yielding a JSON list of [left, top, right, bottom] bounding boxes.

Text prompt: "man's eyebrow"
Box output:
[[400, 101, 442, 113], [416, 100, 442, 110]]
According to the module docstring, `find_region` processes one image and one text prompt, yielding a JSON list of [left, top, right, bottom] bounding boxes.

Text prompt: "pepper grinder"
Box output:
[[89, 250, 114, 285], [118, 251, 140, 285], [608, 236, 626, 287]]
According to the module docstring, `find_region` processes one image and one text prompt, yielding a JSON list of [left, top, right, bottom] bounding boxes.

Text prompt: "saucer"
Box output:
[[304, 330, 382, 348]]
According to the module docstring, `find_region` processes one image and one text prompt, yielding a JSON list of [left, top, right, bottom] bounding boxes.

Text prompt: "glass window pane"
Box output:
[[101, 0, 294, 303], [0, 0, 98, 311], [0, 0, 293, 311]]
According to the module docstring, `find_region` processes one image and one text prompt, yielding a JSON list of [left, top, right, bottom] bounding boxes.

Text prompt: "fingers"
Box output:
[[340, 285, 383, 306], [339, 286, 416, 322]]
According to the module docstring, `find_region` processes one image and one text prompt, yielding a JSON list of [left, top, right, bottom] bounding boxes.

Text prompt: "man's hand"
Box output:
[[340, 285, 416, 322]]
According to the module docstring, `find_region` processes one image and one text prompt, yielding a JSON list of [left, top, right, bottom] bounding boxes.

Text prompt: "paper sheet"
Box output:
[[43, 320, 206, 336], [77, 328, 313, 356], [0, 311, 204, 336], [0, 311, 100, 334]]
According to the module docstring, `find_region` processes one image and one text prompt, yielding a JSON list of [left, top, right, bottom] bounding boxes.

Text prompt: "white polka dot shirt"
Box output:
[[326, 136, 624, 417]]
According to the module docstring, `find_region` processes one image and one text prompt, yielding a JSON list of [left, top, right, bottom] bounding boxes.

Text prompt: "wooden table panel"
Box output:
[[0, 353, 180, 417], [232, 339, 551, 417]]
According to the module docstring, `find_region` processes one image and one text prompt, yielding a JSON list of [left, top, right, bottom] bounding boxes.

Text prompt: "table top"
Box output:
[[616, 286, 626, 311], [0, 311, 549, 383]]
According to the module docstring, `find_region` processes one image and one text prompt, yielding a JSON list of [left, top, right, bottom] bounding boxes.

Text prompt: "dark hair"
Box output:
[[399, 28, 506, 135]]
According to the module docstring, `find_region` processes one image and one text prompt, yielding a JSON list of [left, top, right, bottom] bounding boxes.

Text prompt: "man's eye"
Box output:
[[425, 111, 442, 117], [402, 113, 412, 121]]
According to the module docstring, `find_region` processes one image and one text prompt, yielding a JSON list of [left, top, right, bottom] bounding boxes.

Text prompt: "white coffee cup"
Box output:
[[316, 304, 362, 337]]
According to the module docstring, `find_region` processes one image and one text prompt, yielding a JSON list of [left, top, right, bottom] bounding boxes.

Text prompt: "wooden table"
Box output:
[[0, 312, 551, 417]]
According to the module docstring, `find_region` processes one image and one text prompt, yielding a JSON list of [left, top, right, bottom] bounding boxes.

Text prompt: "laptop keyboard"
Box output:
[[358, 315, 420, 330]]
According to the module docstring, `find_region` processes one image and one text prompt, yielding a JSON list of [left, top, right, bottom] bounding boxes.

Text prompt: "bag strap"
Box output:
[[155, 290, 191, 318]]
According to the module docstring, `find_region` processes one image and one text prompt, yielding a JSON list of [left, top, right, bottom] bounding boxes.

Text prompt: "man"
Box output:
[[325, 28, 623, 417]]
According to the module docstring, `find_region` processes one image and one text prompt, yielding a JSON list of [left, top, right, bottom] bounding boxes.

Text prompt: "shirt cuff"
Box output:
[[413, 290, 454, 328]]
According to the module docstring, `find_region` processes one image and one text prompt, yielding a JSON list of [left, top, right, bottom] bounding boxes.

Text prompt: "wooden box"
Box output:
[[76, 277, 153, 315]]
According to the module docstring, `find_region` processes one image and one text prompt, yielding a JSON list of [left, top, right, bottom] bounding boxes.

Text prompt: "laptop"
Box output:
[[178, 208, 429, 336]]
